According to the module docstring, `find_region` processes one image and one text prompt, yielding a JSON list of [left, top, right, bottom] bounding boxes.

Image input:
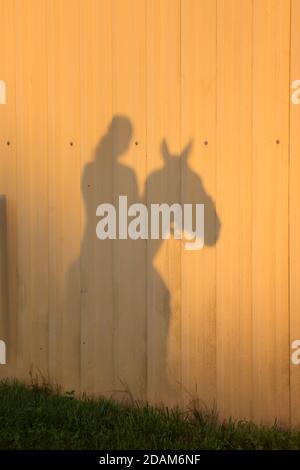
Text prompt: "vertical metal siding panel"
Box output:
[[181, 0, 218, 409], [290, 0, 300, 427], [146, 0, 182, 405], [111, 0, 147, 401], [15, 0, 49, 380], [252, 0, 290, 425], [79, 0, 114, 396], [47, 0, 81, 392], [216, 0, 253, 421], [0, 0, 17, 377]]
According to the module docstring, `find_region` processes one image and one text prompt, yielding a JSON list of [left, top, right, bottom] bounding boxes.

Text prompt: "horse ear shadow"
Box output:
[[181, 140, 193, 162], [160, 139, 170, 162]]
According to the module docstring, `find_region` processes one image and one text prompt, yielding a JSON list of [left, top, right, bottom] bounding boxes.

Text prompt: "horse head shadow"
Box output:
[[146, 138, 221, 257]]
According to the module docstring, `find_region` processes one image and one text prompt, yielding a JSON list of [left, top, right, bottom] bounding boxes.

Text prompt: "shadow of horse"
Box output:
[[145, 138, 221, 401]]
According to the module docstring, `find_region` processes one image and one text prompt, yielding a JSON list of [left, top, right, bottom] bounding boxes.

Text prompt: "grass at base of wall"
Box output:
[[0, 379, 299, 450]]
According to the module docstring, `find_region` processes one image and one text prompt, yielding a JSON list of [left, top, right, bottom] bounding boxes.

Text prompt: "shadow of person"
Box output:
[[64, 115, 148, 398], [145, 139, 221, 403]]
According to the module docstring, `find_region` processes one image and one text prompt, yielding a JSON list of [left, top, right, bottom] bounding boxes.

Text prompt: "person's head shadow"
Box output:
[[94, 114, 133, 162], [82, 115, 136, 214]]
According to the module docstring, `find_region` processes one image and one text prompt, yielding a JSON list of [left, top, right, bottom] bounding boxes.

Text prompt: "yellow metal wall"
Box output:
[[0, 0, 299, 426]]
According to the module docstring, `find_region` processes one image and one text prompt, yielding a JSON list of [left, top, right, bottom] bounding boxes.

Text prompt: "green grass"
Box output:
[[0, 379, 299, 450]]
